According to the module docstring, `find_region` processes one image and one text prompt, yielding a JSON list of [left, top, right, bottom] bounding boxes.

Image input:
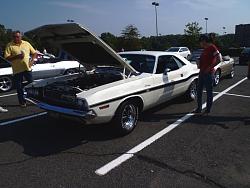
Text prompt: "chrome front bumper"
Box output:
[[37, 102, 97, 120]]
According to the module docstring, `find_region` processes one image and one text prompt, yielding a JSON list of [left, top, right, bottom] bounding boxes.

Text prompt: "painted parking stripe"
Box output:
[[0, 93, 17, 98], [206, 91, 250, 99], [0, 112, 47, 126], [224, 93, 250, 99], [95, 77, 247, 176]]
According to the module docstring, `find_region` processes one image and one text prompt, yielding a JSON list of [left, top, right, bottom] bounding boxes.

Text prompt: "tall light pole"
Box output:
[[152, 2, 159, 37], [204, 17, 208, 34]]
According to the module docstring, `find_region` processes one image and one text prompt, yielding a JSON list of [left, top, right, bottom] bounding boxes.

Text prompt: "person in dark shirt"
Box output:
[[194, 35, 221, 114]]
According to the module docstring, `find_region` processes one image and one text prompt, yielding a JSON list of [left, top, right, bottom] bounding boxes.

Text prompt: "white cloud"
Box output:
[[176, 0, 238, 10]]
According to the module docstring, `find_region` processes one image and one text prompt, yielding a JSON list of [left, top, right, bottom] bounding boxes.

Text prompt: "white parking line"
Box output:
[[207, 91, 250, 99], [0, 112, 47, 126], [0, 93, 17, 98], [224, 93, 250, 99], [95, 77, 247, 176]]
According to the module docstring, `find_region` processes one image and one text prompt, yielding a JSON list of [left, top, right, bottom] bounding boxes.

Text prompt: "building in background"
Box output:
[[235, 24, 250, 47]]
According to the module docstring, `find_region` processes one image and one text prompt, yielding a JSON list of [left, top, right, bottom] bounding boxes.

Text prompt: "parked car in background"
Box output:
[[166, 47, 191, 59], [188, 50, 235, 86], [188, 49, 204, 63], [239, 47, 250, 65], [25, 23, 199, 135], [0, 55, 83, 92]]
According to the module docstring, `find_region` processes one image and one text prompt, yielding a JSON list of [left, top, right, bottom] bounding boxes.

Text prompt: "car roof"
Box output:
[[169, 47, 189, 49], [118, 51, 181, 57], [118, 51, 191, 65]]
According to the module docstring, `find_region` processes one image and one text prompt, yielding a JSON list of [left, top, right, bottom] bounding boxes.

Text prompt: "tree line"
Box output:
[[0, 22, 239, 56], [101, 22, 239, 53]]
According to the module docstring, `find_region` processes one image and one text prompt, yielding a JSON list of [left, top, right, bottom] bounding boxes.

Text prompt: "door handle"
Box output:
[[144, 84, 151, 87], [181, 74, 184, 77]]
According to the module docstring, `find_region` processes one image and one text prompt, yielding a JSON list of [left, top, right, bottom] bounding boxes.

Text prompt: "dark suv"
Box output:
[[239, 48, 250, 65]]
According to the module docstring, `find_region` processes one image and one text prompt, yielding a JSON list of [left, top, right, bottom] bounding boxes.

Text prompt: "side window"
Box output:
[[156, 56, 180, 74], [173, 56, 185, 68]]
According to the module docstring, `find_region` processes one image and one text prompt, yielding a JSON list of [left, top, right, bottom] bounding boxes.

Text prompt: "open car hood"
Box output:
[[25, 23, 136, 72]]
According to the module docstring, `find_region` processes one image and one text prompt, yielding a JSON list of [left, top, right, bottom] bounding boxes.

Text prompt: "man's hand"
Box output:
[[17, 53, 24, 60], [6, 53, 24, 61], [29, 60, 34, 68]]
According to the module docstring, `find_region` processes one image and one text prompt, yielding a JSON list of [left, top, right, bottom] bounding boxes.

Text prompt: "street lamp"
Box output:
[[204, 17, 208, 34], [67, 19, 74, 23], [152, 2, 159, 37]]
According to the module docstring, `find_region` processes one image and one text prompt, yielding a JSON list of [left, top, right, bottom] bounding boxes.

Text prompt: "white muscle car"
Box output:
[[25, 23, 199, 134], [0, 55, 83, 92]]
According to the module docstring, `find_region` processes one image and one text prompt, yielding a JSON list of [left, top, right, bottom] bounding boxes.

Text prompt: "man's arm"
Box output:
[[29, 52, 37, 67], [28, 43, 37, 67]]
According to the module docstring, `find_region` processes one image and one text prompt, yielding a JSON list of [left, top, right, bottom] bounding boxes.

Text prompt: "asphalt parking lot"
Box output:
[[0, 65, 249, 188]]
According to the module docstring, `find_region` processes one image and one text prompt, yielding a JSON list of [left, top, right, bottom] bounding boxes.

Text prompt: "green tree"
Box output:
[[183, 22, 202, 50], [100, 32, 118, 50], [120, 25, 141, 51]]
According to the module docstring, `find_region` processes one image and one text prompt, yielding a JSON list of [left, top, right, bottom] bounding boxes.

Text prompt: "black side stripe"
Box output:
[[89, 73, 199, 108]]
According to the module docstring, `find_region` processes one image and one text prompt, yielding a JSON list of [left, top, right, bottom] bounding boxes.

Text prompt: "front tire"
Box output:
[[0, 76, 13, 92], [113, 100, 139, 135]]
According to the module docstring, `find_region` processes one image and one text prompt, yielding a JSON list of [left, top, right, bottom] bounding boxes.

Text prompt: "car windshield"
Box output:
[[167, 47, 180, 52], [119, 54, 155, 73], [242, 48, 250, 54]]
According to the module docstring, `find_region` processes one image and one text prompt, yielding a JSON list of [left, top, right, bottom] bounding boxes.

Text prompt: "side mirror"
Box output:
[[164, 68, 171, 75]]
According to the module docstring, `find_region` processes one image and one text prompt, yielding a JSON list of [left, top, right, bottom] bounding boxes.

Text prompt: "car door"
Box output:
[[153, 55, 184, 104]]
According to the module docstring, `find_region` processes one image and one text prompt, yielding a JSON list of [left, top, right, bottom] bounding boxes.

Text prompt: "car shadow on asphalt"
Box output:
[[0, 116, 124, 157]]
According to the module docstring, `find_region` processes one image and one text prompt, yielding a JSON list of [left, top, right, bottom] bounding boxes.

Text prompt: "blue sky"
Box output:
[[0, 0, 249, 36]]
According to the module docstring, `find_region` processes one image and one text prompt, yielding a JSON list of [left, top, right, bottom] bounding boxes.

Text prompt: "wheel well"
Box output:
[[122, 97, 144, 113], [189, 78, 198, 88]]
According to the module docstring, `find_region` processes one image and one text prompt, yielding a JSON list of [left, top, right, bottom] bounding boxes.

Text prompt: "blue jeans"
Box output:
[[14, 71, 33, 105], [197, 73, 214, 112]]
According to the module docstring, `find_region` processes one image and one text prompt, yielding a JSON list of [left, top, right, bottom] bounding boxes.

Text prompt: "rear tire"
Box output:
[[227, 67, 235, 78], [113, 100, 139, 135], [0, 76, 13, 92], [185, 80, 197, 101], [213, 70, 221, 86]]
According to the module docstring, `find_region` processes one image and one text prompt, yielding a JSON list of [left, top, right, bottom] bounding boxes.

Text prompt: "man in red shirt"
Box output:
[[194, 35, 221, 114]]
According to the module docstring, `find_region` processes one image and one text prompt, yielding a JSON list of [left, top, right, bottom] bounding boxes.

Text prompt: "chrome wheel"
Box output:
[[0, 76, 13, 92], [121, 104, 138, 131], [214, 70, 220, 86], [114, 100, 140, 135]]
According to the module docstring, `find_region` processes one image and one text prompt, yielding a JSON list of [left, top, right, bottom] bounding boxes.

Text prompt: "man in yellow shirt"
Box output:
[[5, 31, 37, 107]]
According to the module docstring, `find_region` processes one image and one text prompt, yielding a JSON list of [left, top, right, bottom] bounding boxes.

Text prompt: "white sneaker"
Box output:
[[0, 107, 8, 113]]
